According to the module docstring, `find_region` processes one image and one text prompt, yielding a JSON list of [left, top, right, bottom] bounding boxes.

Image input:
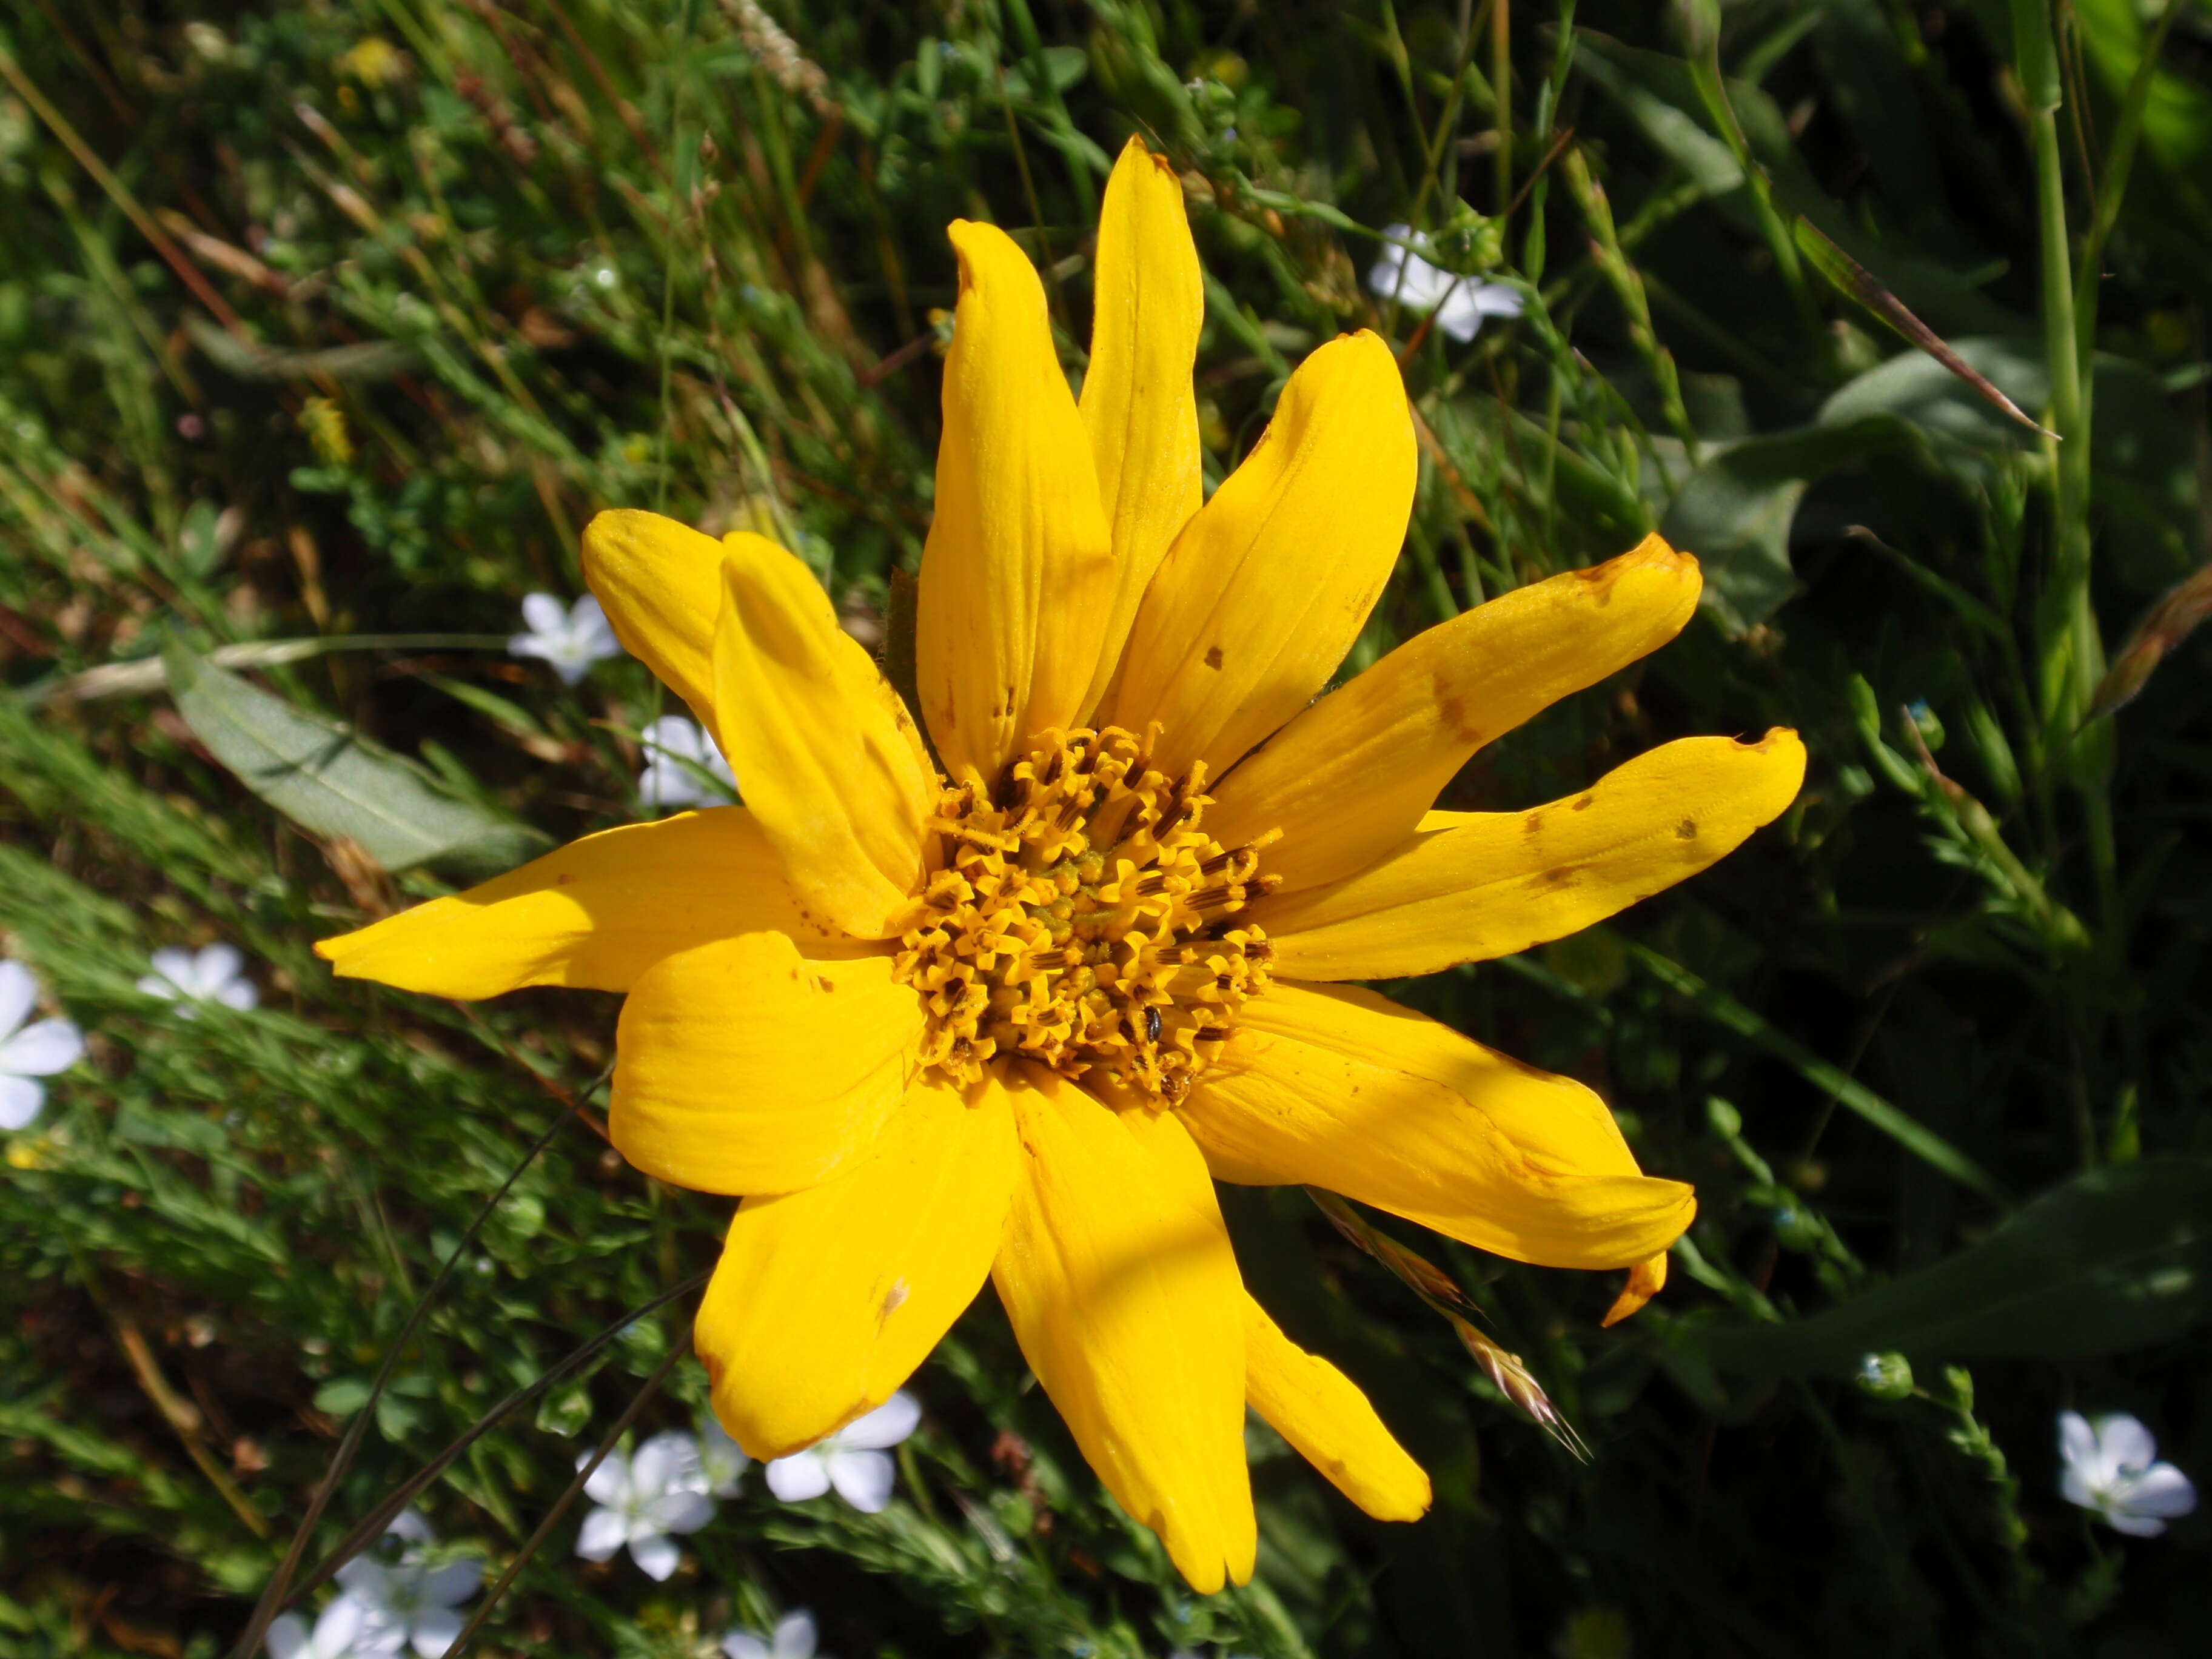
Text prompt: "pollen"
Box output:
[[891, 725, 1279, 1104]]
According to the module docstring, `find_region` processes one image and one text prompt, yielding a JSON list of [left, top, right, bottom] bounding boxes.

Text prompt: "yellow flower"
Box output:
[[317, 139, 1804, 1592]]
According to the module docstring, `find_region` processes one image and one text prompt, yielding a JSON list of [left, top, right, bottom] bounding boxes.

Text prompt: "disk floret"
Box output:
[[893, 725, 1279, 1102]]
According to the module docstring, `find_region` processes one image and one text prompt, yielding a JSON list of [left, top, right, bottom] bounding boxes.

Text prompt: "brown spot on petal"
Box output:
[[1571, 794, 1595, 812], [1204, 645, 1225, 669], [1675, 818, 1698, 840]]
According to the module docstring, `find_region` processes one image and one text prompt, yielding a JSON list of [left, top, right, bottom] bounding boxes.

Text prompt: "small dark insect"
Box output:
[[1144, 1005, 1164, 1044]]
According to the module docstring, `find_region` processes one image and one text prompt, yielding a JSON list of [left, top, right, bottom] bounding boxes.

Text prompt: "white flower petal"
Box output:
[[2117, 1463, 2197, 1520], [638, 760, 705, 809], [771, 1609, 819, 1659], [628, 1528, 682, 1581], [645, 1488, 716, 1537], [313, 1595, 372, 1657], [2059, 1410, 2099, 1479], [2060, 1464, 2099, 1512], [2103, 1505, 2169, 1538], [409, 1608, 465, 1658], [825, 1449, 895, 1515], [574, 1504, 629, 1561], [148, 948, 196, 990], [578, 1449, 630, 1508], [0, 1073, 45, 1131], [509, 632, 555, 663], [834, 1391, 920, 1451], [630, 1429, 704, 1498], [520, 592, 568, 636], [384, 1509, 436, 1548], [196, 942, 246, 992], [265, 1612, 312, 1659], [723, 1635, 773, 1659], [765, 1451, 832, 1504], [416, 1558, 483, 1606], [0, 1016, 82, 1079], [642, 716, 707, 763], [2096, 1413, 2159, 1479], [0, 960, 36, 1039], [334, 1556, 394, 1607], [1472, 283, 1526, 318], [697, 1414, 751, 1497], [218, 978, 260, 1012]]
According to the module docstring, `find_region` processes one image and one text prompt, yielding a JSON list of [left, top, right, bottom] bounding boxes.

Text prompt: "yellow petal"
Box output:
[[1099, 331, 1416, 781], [580, 509, 726, 729], [1079, 138, 1204, 715], [1180, 982, 1694, 1270], [1244, 1295, 1430, 1522], [1208, 534, 1703, 897], [315, 808, 852, 998], [1601, 1252, 1668, 1327], [1257, 731, 1806, 980], [713, 532, 937, 938], [992, 1068, 1254, 1592], [697, 1073, 1017, 1458], [609, 932, 920, 1195], [918, 221, 1116, 783]]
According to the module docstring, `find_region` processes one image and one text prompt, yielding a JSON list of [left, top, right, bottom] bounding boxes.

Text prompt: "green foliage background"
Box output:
[[2, 0, 2209, 1654]]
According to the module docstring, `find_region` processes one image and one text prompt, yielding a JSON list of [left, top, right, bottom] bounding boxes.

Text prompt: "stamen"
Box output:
[[890, 725, 1276, 1101]]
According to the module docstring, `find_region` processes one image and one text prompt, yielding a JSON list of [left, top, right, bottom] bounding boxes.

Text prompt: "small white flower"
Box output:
[[2059, 1411, 2196, 1537], [509, 592, 623, 685], [723, 1610, 825, 1659], [0, 959, 84, 1131], [697, 1412, 751, 1498], [1368, 223, 1524, 343], [337, 1555, 483, 1658], [266, 1595, 375, 1659], [765, 1392, 919, 1515], [574, 1429, 716, 1580], [637, 716, 736, 809], [138, 942, 258, 1017]]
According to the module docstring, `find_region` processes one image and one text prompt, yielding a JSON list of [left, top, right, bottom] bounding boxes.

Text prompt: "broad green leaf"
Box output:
[[1695, 1158, 2212, 1378], [166, 643, 549, 875], [1660, 413, 1919, 633]]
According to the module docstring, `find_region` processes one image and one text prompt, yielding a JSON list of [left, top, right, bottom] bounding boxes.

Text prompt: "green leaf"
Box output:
[[1659, 414, 1919, 633], [166, 643, 549, 874], [1695, 1158, 2212, 1377]]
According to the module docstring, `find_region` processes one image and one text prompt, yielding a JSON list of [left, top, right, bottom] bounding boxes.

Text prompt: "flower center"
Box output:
[[892, 725, 1279, 1104]]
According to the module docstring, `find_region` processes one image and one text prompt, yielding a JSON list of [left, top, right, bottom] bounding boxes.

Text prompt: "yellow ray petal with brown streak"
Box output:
[[1208, 535, 1702, 897], [1256, 731, 1806, 980]]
